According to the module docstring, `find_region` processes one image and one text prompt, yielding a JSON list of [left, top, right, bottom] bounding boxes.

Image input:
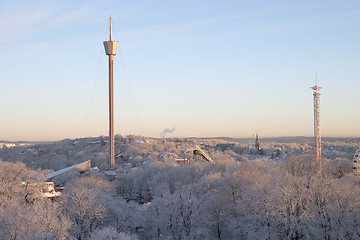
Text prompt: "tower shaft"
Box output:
[[108, 54, 115, 169]]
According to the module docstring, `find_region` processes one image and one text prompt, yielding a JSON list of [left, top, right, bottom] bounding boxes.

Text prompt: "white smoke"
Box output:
[[160, 127, 175, 138]]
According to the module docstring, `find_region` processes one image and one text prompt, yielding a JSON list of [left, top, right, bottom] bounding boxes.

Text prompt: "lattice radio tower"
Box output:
[[255, 133, 260, 151], [311, 74, 322, 169], [353, 149, 360, 177], [103, 17, 118, 169]]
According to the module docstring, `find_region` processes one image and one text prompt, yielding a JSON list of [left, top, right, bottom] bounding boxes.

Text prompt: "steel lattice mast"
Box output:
[[311, 74, 322, 169], [255, 133, 260, 150], [353, 149, 360, 177], [103, 17, 118, 169]]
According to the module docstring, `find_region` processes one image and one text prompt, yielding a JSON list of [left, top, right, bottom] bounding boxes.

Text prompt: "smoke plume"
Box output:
[[160, 127, 175, 138]]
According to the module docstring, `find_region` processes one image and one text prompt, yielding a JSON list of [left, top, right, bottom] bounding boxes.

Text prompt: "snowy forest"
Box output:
[[1, 136, 360, 240]]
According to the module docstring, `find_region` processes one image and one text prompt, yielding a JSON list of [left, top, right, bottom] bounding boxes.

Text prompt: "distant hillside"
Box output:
[[2, 136, 360, 145], [215, 136, 360, 144]]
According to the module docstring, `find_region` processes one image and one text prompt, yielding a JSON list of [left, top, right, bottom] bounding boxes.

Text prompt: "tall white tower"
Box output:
[[311, 74, 322, 168], [103, 17, 118, 169]]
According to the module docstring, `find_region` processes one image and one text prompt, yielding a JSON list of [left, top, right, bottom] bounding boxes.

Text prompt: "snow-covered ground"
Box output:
[[0, 136, 359, 239]]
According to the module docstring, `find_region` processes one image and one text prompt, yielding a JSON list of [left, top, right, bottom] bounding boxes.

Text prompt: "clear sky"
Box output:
[[1, 0, 360, 141]]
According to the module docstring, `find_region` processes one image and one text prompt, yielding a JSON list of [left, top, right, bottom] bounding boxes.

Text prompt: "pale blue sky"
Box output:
[[1, 0, 359, 141]]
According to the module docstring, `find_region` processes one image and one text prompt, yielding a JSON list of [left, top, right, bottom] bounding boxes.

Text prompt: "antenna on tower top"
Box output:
[[316, 72, 318, 86], [109, 16, 112, 41]]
